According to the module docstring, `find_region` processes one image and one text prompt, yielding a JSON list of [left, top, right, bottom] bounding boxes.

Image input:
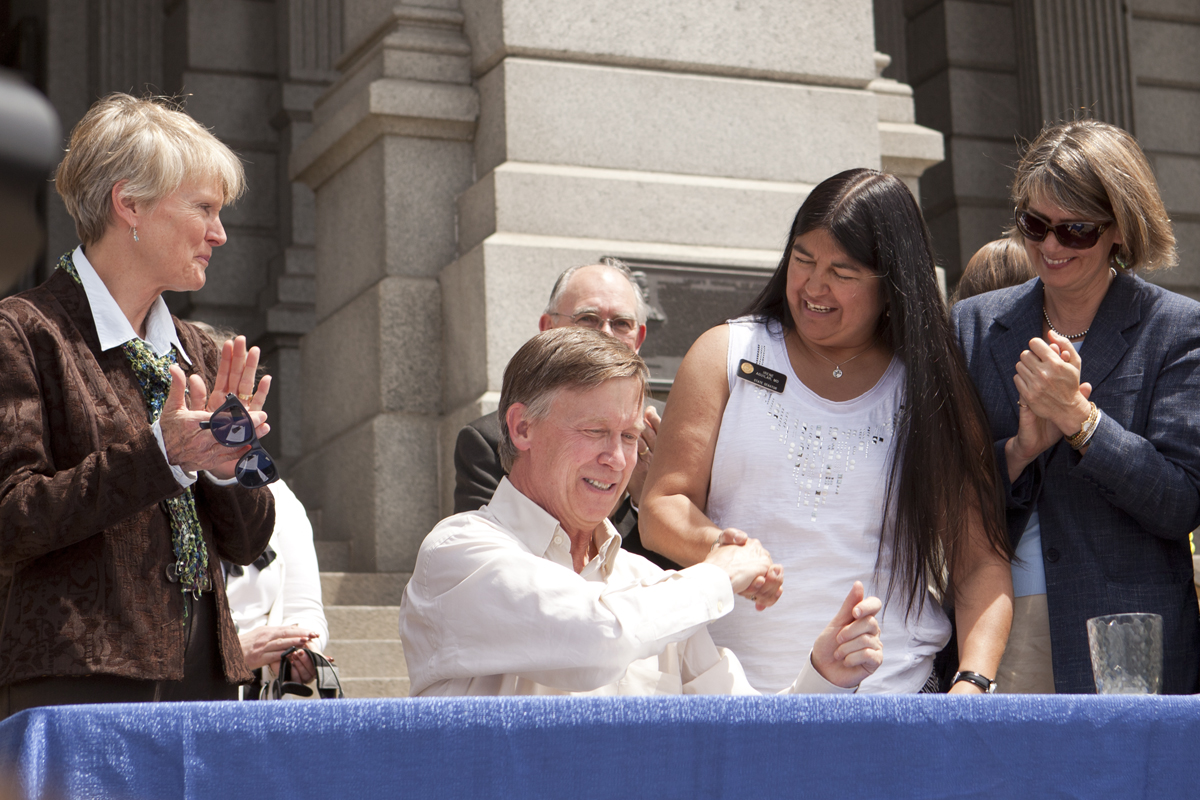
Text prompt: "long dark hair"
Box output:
[[742, 168, 1011, 613]]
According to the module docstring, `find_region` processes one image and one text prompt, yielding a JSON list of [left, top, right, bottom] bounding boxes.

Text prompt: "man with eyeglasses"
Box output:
[[453, 258, 673, 567]]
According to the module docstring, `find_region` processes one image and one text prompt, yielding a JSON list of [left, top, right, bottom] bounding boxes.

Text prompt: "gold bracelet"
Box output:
[[1066, 402, 1099, 450]]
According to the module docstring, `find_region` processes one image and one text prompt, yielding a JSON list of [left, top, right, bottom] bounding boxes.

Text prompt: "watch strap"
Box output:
[[952, 670, 997, 693]]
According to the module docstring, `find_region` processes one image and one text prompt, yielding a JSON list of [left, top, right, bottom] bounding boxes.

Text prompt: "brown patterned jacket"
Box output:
[[0, 269, 274, 687]]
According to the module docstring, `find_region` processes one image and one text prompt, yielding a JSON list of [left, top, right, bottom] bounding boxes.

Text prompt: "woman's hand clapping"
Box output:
[[1005, 330, 1093, 481], [160, 335, 272, 478]]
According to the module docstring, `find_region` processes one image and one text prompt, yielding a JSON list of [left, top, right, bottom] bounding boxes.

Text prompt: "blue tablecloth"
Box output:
[[1, 694, 1195, 799]]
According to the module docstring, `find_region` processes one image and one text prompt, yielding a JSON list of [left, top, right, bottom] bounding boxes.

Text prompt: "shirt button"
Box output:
[[717, 601, 725, 612], [1045, 548, 1060, 563], [553, 535, 562, 545]]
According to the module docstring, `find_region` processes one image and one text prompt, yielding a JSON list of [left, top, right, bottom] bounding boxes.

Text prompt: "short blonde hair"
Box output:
[[55, 93, 246, 246], [1012, 120, 1176, 272]]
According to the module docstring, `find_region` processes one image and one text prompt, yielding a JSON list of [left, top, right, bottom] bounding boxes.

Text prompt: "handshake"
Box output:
[[704, 528, 884, 690]]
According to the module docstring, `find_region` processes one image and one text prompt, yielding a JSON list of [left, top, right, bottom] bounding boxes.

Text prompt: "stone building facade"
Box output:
[[3, 0, 1196, 581]]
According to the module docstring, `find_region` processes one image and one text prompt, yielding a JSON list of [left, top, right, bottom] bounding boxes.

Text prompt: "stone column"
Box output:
[[44, 0, 166, 275], [89, 0, 162, 98], [42, 0, 93, 278], [1014, 0, 1134, 136], [290, 2, 477, 573], [871, 52, 944, 204], [255, 0, 343, 475], [904, 0, 1025, 277]]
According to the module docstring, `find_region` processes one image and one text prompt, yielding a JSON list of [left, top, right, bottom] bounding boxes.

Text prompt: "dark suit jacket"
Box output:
[[453, 400, 678, 570], [952, 273, 1200, 693], [0, 270, 274, 687]]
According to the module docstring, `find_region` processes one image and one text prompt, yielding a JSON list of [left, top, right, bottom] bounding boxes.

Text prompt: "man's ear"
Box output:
[[537, 314, 554, 333], [505, 403, 534, 452]]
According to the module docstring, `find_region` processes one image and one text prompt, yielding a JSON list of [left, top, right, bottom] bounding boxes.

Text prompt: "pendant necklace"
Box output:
[[801, 334, 880, 379]]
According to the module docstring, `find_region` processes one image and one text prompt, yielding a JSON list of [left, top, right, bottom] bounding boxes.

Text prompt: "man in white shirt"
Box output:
[[401, 327, 883, 696]]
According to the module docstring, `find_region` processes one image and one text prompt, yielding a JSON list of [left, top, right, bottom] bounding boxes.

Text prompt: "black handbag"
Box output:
[[259, 645, 345, 700]]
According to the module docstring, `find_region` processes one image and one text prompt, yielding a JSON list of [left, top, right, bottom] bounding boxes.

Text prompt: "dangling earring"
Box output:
[[132, 227, 139, 243], [1113, 250, 1129, 271]]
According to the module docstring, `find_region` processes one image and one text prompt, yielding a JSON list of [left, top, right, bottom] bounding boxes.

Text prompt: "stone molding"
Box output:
[[289, 5, 478, 189], [459, 0, 878, 89], [870, 52, 943, 200]]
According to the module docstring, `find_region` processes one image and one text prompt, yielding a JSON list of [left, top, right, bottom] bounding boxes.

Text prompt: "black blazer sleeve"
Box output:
[[453, 413, 504, 513]]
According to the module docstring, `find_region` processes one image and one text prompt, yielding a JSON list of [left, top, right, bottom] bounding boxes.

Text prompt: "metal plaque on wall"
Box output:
[[620, 259, 774, 395]]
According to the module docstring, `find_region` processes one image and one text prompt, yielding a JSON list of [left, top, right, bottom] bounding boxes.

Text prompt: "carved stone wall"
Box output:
[[90, 0, 162, 97], [290, 1, 477, 572], [1014, 0, 1134, 136]]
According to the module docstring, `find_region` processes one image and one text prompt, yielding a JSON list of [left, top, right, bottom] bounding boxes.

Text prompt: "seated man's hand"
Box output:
[[704, 529, 784, 610], [810, 581, 883, 689]]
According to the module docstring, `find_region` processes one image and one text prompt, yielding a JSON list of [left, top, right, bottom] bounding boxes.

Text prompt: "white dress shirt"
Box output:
[[400, 478, 851, 697], [225, 480, 329, 650]]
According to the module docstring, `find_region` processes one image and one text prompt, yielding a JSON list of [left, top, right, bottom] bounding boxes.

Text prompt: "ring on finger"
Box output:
[[238, 393, 253, 404]]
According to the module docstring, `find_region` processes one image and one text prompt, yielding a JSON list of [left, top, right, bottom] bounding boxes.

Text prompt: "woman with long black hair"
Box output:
[[641, 168, 1013, 693]]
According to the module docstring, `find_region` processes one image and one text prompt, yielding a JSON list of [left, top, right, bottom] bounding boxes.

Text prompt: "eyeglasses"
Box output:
[[548, 311, 640, 337], [1015, 208, 1110, 250], [199, 393, 279, 488]]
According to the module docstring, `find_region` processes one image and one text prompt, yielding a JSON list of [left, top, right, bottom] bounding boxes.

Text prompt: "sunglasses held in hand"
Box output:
[[199, 393, 279, 488]]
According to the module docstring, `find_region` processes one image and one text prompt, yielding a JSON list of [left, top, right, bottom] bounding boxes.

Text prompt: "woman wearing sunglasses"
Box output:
[[952, 119, 1199, 694], [0, 94, 277, 718]]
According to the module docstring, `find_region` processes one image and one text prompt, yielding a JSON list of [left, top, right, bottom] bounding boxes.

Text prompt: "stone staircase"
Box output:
[[315, 542, 412, 698]]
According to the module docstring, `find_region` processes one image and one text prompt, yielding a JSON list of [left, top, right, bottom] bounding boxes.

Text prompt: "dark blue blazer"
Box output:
[[952, 272, 1200, 694]]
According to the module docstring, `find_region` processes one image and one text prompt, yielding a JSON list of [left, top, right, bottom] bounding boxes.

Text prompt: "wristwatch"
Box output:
[[952, 670, 997, 693]]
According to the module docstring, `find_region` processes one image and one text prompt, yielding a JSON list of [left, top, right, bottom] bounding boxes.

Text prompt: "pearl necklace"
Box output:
[[1042, 266, 1117, 341], [1042, 306, 1089, 340]]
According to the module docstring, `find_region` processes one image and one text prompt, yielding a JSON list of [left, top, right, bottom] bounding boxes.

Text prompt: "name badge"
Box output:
[[736, 360, 786, 393]]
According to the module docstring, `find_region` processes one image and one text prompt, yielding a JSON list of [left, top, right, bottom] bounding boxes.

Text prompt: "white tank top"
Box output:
[[705, 319, 951, 693]]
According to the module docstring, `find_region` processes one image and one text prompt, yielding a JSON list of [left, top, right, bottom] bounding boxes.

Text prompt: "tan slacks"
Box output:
[[996, 593, 1056, 693]]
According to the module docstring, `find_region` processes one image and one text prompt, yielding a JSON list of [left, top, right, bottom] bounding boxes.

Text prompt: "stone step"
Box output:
[[340, 677, 410, 699], [314, 541, 351, 572], [320, 572, 410, 606], [324, 606, 400, 641], [324, 639, 408, 679]]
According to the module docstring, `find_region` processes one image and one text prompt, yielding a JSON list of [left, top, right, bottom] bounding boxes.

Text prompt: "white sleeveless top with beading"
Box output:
[[704, 318, 951, 693]]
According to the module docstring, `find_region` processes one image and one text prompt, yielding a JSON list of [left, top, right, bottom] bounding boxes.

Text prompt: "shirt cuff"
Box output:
[[786, 651, 858, 694], [682, 642, 761, 695], [152, 419, 197, 488], [675, 562, 737, 620], [203, 472, 239, 487]]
